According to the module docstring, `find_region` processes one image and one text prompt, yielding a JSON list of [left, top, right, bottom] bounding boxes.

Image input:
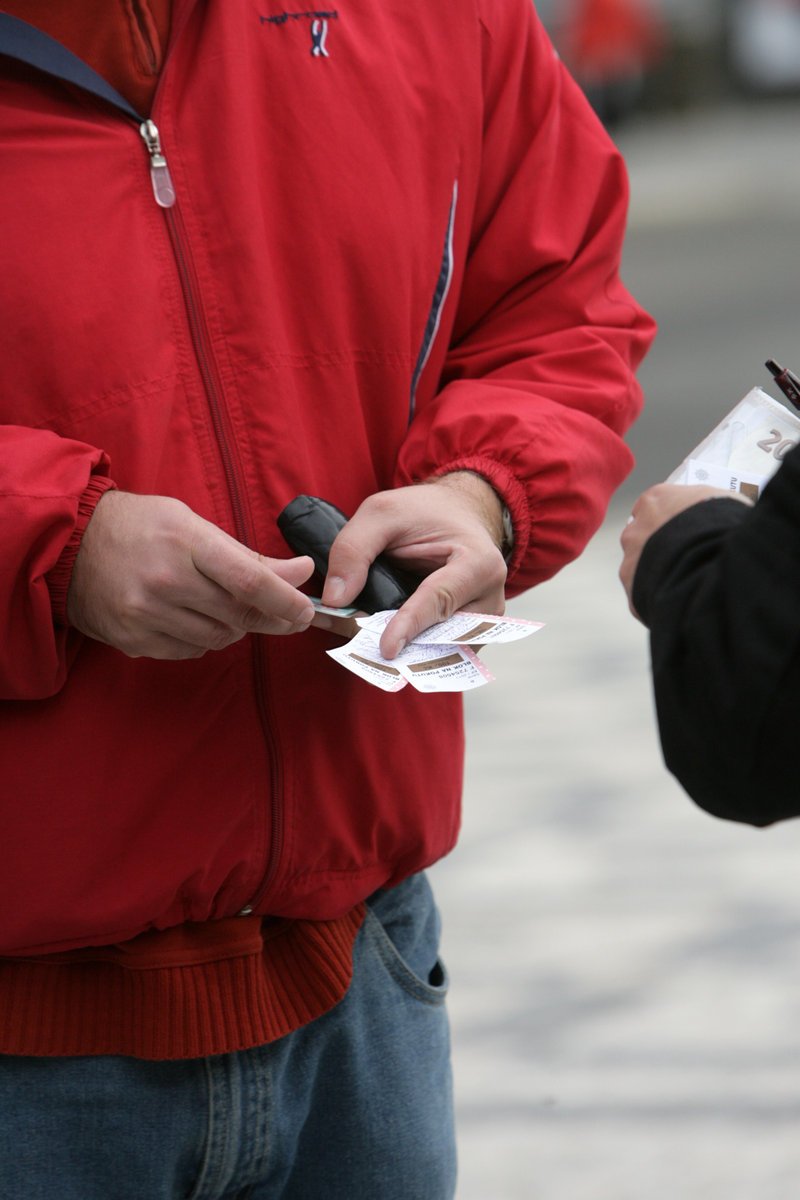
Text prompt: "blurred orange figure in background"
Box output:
[[563, 0, 667, 124]]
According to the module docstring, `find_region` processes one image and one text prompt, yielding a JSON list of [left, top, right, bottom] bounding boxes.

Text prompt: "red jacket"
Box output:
[[0, 0, 654, 956]]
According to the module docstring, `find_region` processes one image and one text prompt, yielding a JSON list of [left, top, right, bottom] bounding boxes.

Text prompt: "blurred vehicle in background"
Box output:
[[540, 0, 705, 125], [554, 0, 668, 126], [726, 0, 800, 92], [539, 0, 800, 126]]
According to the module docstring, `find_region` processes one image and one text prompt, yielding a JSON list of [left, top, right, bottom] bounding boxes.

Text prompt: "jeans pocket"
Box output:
[[365, 874, 450, 1006]]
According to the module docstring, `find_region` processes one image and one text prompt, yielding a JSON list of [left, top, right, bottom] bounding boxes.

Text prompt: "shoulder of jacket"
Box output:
[[476, 0, 538, 39]]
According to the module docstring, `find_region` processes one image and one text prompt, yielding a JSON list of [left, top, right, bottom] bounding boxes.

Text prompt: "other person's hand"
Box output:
[[320, 472, 508, 658], [68, 491, 315, 659], [620, 483, 753, 619]]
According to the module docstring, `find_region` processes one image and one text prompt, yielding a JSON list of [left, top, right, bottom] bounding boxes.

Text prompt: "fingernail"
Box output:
[[325, 576, 346, 604]]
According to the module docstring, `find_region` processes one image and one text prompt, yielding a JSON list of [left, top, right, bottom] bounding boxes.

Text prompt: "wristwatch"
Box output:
[[500, 503, 514, 564]]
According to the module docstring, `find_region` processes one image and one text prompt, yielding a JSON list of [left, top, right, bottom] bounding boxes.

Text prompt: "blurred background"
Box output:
[[539, 0, 800, 128], [431, 3, 800, 1197]]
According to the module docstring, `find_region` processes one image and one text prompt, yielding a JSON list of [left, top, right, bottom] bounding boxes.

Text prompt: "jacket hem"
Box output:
[[0, 904, 365, 1059]]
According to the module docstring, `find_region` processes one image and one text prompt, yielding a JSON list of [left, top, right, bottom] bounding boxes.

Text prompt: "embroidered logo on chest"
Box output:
[[259, 10, 339, 57]]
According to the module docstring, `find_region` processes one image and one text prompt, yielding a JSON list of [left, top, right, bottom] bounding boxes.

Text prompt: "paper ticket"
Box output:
[[326, 610, 542, 693], [326, 634, 407, 692], [326, 629, 494, 693], [669, 386, 800, 496], [355, 610, 544, 645]]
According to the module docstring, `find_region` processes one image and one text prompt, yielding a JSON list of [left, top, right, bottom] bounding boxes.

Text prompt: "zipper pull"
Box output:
[[139, 119, 176, 208]]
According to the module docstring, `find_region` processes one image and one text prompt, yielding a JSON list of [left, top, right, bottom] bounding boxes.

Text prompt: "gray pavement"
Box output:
[[429, 99, 800, 1197], [433, 508, 800, 1199], [615, 97, 800, 506]]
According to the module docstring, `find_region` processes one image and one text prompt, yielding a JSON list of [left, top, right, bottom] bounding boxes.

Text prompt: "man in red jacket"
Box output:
[[0, 1, 654, 1196]]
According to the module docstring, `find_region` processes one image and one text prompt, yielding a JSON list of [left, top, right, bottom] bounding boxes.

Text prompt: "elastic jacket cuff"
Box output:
[[426, 455, 530, 581], [47, 476, 118, 627], [632, 497, 750, 627]]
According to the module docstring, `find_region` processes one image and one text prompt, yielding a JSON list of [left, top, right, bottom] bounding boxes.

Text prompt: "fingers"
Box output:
[[618, 547, 642, 621], [320, 484, 509, 658], [618, 483, 747, 622], [321, 486, 452, 608], [114, 631, 222, 661], [69, 491, 319, 660], [191, 528, 315, 634], [321, 498, 404, 609], [268, 554, 318, 588], [619, 490, 666, 619], [378, 550, 506, 659]]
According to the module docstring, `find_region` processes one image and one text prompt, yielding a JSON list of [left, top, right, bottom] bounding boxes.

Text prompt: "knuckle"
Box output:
[[237, 605, 269, 634], [228, 562, 263, 601], [120, 636, 160, 660], [485, 555, 507, 593], [121, 599, 159, 635], [428, 583, 459, 624], [152, 564, 181, 592], [119, 644, 145, 660], [138, 565, 181, 603], [327, 529, 360, 567], [114, 624, 149, 658], [275, 614, 313, 636], [157, 638, 207, 661], [206, 624, 241, 651], [358, 490, 393, 518]]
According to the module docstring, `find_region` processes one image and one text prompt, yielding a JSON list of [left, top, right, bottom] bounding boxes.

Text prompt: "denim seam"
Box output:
[[185, 1058, 222, 1200]]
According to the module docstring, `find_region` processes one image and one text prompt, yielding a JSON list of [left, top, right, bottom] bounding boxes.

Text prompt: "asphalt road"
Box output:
[[431, 99, 800, 1200]]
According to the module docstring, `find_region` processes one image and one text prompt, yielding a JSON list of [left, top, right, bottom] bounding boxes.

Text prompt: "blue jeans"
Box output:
[[0, 874, 455, 1200]]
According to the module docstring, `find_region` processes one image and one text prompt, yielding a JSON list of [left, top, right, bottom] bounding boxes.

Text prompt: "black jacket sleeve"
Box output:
[[632, 444, 800, 826]]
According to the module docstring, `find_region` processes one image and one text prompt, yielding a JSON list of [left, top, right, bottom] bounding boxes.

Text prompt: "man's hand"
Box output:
[[68, 491, 315, 659], [620, 483, 753, 619], [320, 473, 508, 658]]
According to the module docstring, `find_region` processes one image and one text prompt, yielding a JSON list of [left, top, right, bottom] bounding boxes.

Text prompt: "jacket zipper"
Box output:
[[138, 120, 284, 915], [0, 7, 284, 912], [139, 119, 176, 208]]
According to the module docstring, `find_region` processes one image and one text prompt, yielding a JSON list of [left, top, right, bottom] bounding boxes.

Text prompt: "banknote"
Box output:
[[669, 386, 800, 497]]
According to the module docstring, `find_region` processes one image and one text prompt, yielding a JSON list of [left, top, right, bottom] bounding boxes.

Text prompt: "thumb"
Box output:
[[262, 554, 316, 587]]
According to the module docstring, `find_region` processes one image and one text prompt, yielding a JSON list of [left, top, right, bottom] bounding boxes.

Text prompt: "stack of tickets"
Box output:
[[327, 610, 544, 693]]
